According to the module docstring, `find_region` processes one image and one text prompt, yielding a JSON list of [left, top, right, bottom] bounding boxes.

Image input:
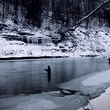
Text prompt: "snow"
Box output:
[[34, 31, 45, 38], [78, 87, 110, 110], [1, 32, 21, 37], [5, 19, 15, 26], [0, 36, 70, 58], [82, 69, 110, 86], [14, 99, 59, 110], [8, 41, 25, 45], [1, 22, 110, 58]]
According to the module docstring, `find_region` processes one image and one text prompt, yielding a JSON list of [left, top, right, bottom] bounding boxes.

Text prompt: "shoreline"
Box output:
[[0, 56, 69, 60], [0, 54, 102, 61]]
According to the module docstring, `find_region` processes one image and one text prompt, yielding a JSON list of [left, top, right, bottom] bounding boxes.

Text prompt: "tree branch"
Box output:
[[66, 0, 110, 32]]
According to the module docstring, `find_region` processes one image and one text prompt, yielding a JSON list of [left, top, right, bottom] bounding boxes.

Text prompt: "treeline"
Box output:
[[0, 0, 110, 28]]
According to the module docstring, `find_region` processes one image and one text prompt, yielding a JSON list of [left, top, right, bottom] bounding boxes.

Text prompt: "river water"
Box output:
[[0, 57, 109, 96]]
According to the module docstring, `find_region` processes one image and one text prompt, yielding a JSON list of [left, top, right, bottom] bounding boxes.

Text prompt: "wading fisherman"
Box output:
[[44, 66, 51, 79], [108, 58, 110, 63]]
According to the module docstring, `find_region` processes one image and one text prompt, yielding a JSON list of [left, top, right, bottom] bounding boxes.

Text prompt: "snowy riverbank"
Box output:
[[1, 25, 110, 58], [0, 69, 110, 110]]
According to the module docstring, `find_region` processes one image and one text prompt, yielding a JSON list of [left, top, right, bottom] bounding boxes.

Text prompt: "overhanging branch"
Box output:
[[66, 0, 110, 32]]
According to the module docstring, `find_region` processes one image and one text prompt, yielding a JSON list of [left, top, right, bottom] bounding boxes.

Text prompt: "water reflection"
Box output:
[[0, 57, 109, 96]]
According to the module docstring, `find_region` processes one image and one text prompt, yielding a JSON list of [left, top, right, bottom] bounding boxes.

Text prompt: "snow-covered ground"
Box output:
[[1, 26, 110, 58], [0, 17, 110, 58], [0, 69, 110, 110]]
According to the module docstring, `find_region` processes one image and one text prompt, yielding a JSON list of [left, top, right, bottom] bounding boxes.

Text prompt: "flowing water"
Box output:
[[0, 57, 110, 96]]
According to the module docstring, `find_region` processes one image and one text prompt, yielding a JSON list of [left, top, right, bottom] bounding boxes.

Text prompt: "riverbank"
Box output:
[[1, 27, 110, 59], [0, 55, 69, 60], [0, 69, 110, 110]]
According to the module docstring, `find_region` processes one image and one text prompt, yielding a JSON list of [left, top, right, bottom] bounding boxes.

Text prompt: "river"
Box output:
[[0, 57, 109, 96]]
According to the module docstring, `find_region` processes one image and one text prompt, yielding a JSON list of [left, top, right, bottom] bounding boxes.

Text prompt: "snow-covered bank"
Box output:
[[1, 20, 110, 58], [78, 86, 110, 110], [0, 38, 71, 58], [1, 69, 110, 110]]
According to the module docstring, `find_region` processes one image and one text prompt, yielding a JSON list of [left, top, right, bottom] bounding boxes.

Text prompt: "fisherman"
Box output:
[[44, 66, 51, 79], [108, 58, 110, 63]]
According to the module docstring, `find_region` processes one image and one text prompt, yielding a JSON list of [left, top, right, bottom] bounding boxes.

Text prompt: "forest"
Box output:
[[0, 0, 110, 28]]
